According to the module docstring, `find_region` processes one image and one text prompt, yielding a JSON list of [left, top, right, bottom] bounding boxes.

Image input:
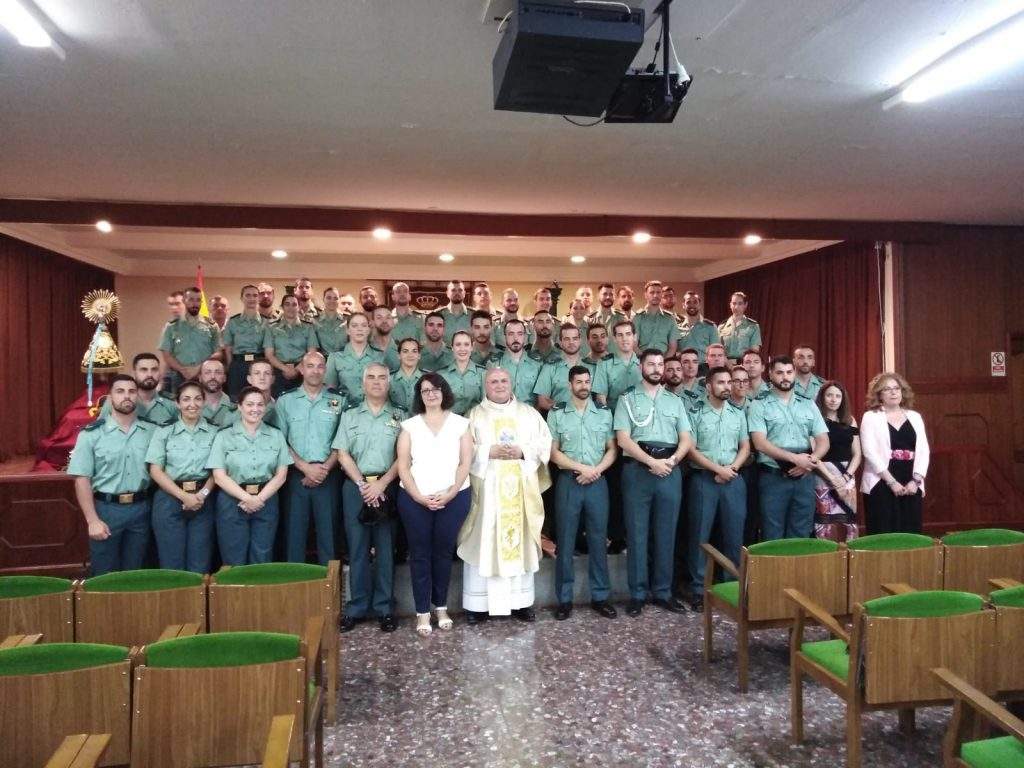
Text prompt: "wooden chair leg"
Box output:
[[898, 707, 916, 736], [737, 620, 750, 693], [846, 696, 862, 768], [326, 644, 338, 722], [315, 698, 324, 768], [702, 602, 713, 663], [791, 660, 804, 743], [943, 700, 969, 768]]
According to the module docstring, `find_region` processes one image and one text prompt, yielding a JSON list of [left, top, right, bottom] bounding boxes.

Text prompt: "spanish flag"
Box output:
[[196, 264, 210, 318]]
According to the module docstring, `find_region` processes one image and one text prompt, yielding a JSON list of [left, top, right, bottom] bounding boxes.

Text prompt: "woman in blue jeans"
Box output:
[[396, 372, 473, 636]]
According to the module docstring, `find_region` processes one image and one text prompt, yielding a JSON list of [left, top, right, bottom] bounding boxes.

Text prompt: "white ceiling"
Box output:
[[1, 0, 1023, 227]]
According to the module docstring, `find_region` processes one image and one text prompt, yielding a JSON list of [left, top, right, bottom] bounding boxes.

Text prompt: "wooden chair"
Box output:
[[263, 714, 297, 768], [209, 561, 341, 720], [788, 588, 997, 767], [0, 575, 74, 642], [988, 579, 1024, 699], [933, 667, 1024, 768], [845, 532, 943, 607], [130, 618, 325, 768], [44, 734, 112, 768], [942, 528, 1024, 595], [702, 537, 847, 692], [74, 569, 207, 647], [0, 638, 133, 768]]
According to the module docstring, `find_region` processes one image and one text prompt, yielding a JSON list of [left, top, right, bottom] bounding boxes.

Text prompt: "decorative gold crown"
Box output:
[[416, 295, 440, 310]]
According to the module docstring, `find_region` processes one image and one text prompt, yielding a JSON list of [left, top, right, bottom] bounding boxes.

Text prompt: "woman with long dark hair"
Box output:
[[812, 380, 862, 542]]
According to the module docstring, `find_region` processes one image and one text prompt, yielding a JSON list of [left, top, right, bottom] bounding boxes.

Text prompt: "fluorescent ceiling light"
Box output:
[[743, 234, 762, 246], [372, 227, 392, 240], [631, 231, 651, 244], [886, 11, 1024, 106], [0, 0, 50, 47], [570, 255, 586, 264], [271, 249, 288, 259], [438, 252, 454, 263], [95, 219, 113, 234]]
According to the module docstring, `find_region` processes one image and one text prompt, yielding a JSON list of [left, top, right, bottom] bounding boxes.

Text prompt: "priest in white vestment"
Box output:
[[458, 367, 552, 621]]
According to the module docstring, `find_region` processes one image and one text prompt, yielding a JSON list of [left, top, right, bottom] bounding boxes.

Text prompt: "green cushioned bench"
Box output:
[[212, 562, 328, 586], [991, 585, 1024, 609], [961, 735, 1024, 767], [864, 590, 985, 618], [0, 642, 128, 676], [943, 529, 1024, 547], [83, 569, 204, 592], [0, 576, 73, 599], [145, 631, 299, 669], [847, 532, 935, 551], [709, 580, 739, 608], [747, 538, 839, 557]]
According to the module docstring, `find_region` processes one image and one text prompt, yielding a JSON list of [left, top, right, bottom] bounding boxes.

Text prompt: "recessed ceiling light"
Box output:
[[439, 252, 455, 263], [95, 220, 113, 233], [271, 249, 288, 259], [0, 0, 51, 47], [372, 227, 392, 241], [631, 231, 652, 244], [570, 255, 586, 264], [743, 234, 762, 246]]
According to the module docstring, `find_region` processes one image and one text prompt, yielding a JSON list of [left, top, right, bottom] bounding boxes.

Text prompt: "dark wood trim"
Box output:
[[0, 198, 1003, 242], [912, 378, 1010, 395]]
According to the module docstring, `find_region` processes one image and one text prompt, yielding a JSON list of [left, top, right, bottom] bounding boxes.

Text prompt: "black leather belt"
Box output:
[[241, 480, 271, 495], [94, 488, 154, 504], [240, 353, 265, 362]]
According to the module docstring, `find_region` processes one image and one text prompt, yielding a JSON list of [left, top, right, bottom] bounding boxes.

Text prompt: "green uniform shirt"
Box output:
[[547, 399, 613, 467], [678, 318, 720, 362], [747, 391, 828, 469], [794, 374, 826, 401], [276, 386, 345, 462], [673, 385, 704, 409], [391, 311, 424, 345], [438, 361, 486, 416], [389, 368, 424, 412], [369, 341, 401, 373], [527, 344, 562, 364], [331, 400, 405, 474], [717, 316, 762, 360], [158, 316, 221, 366], [533, 353, 586, 407], [67, 417, 155, 493], [489, 351, 543, 405], [206, 421, 292, 483], [314, 313, 349, 354], [264, 319, 317, 364], [324, 344, 386, 402], [419, 344, 454, 373], [439, 306, 472, 345], [632, 308, 680, 354], [613, 386, 692, 444], [754, 380, 772, 398], [471, 346, 503, 367], [144, 418, 217, 481], [592, 353, 641, 412], [222, 312, 267, 355], [99, 393, 178, 427], [581, 354, 610, 381], [687, 396, 748, 467], [202, 394, 237, 428]]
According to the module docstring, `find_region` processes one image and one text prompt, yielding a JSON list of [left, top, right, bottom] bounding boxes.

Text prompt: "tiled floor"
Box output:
[[328, 605, 947, 767]]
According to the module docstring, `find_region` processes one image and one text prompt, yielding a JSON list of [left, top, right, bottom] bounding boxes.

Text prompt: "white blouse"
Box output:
[[859, 408, 930, 495], [400, 413, 471, 496]]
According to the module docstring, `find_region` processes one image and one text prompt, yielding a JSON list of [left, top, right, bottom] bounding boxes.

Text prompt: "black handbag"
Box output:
[[358, 486, 397, 525]]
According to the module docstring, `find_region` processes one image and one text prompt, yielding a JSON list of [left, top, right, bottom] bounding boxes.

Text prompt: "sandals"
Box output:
[[415, 613, 432, 636], [434, 607, 453, 630]]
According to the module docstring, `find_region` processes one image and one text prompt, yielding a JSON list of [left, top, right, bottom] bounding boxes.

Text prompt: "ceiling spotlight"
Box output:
[[372, 227, 392, 241], [743, 234, 763, 246], [0, 0, 51, 47], [438, 252, 455, 263], [631, 231, 652, 244], [95, 220, 113, 234], [570, 255, 586, 264], [271, 249, 288, 259]]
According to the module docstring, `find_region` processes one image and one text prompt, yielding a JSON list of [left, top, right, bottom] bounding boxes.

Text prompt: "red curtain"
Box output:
[[704, 241, 883, 407], [0, 234, 115, 462]]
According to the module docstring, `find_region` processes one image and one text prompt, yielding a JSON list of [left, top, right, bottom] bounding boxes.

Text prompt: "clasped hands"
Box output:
[[301, 461, 330, 488], [489, 443, 523, 461], [786, 452, 818, 478]]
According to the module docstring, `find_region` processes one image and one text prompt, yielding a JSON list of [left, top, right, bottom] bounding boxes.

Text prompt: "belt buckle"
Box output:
[[118, 493, 135, 504], [244, 353, 256, 362], [181, 481, 198, 492], [364, 475, 380, 483], [244, 484, 261, 495]]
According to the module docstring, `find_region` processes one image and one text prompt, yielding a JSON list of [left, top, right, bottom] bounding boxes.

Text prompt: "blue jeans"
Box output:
[[622, 461, 682, 601], [554, 472, 611, 604], [90, 498, 152, 576], [152, 488, 215, 573], [686, 470, 746, 595], [759, 469, 816, 540], [215, 490, 279, 565], [284, 467, 338, 564], [342, 479, 396, 618], [397, 487, 471, 614]]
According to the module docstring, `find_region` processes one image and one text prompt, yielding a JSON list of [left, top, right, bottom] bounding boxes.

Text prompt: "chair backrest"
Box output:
[[857, 590, 995, 706], [130, 631, 305, 768], [941, 528, 1024, 594], [846, 533, 943, 606], [990, 585, 1024, 695], [0, 576, 74, 642], [75, 569, 207, 646], [743, 539, 847, 622], [0, 642, 131, 768]]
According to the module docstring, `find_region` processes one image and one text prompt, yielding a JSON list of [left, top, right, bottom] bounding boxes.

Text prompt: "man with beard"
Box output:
[[68, 374, 156, 575], [440, 280, 471, 345], [390, 282, 424, 345], [592, 320, 641, 413], [587, 283, 625, 339], [339, 294, 355, 316], [748, 355, 830, 540], [210, 295, 230, 331], [528, 311, 560, 363], [582, 324, 612, 381], [676, 348, 704, 403], [358, 285, 380, 313], [369, 306, 401, 372], [315, 286, 349, 355], [660, 285, 684, 323], [663, 355, 687, 396], [490, 319, 542, 405], [469, 310, 502, 366], [616, 286, 635, 320], [534, 324, 587, 412], [223, 284, 269, 399], [677, 291, 720, 364], [158, 286, 222, 395], [277, 351, 344, 565], [728, 365, 761, 544], [718, 291, 762, 363], [256, 282, 282, 322], [100, 353, 178, 426], [792, 344, 825, 400], [742, 349, 772, 398], [495, 288, 529, 348], [531, 287, 562, 341], [419, 312, 454, 373], [198, 359, 237, 427], [614, 348, 693, 617], [632, 281, 680, 358], [293, 276, 322, 322]]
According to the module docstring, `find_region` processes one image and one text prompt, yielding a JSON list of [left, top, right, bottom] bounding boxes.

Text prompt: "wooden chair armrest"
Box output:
[[157, 625, 183, 642], [784, 588, 850, 644], [989, 578, 1022, 590], [302, 615, 325, 678], [0, 634, 42, 649], [177, 623, 200, 638], [44, 733, 111, 768], [933, 667, 1024, 742], [701, 543, 740, 580], [261, 714, 296, 768], [881, 582, 916, 595]]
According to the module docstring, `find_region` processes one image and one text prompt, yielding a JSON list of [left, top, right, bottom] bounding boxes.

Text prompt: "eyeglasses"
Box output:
[[732, 379, 749, 386], [880, 386, 902, 393], [421, 387, 442, 396]]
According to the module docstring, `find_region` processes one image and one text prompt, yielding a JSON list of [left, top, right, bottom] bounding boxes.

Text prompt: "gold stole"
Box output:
[[492, 416, 524, 565]]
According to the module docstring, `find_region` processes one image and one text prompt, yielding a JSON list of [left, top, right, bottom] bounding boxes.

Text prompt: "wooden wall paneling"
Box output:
[[0, 474, 87, 576]]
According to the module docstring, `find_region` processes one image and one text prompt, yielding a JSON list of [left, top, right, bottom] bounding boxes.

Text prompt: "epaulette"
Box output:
[[300, 319, 314, 325], [544, 357, 561, 364], [595, 401, 610, 410], [701, 318, 716, 326], [602, 353, 613, 361], [326, 387, 343, 396], [217, 423, 234, 431], [230, 312, 242, 319], [136, 419, 156, 430], [343, 401, 361, 412], [725, 400, 744, 414], [623, 385, 637, 395], [83, 419, 104, 431], [753, 389, 771, 400], [473, 362, 487, 370], [486, 353, 502, 363], [793, 392, 810, 401], [552, 402, 566, 411]]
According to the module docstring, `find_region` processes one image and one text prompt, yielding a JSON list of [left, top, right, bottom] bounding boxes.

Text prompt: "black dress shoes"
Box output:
[[379, 615, 398, 633], [555, 603, 573, 621], [340, 615, 361, 633], [652, 596, 688, 614], [607, 539, 627, 555], [513, 606, 537, 622], [687, 595, 704, 613], [626, 599, 643, 617], [465, 610, 487, 625], [591, 601, 617, 619]]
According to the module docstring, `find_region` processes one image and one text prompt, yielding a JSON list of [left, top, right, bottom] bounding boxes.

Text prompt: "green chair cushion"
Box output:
[[213, 562, 328, 586], [748, 538, 839, 557], [801, 639, 849, 681], [0, 642, 128, 676], [0, 575, 73, 599], [864, 590, 984, 618], [709, 580, 740, 608], [991, 585, 1024, 609], [961, 735, 1024, 768], [84, 568, 204, 592], [847, 532, 935, 551], [942, 528, 1024, 547], [146, 631, 300, 669]]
